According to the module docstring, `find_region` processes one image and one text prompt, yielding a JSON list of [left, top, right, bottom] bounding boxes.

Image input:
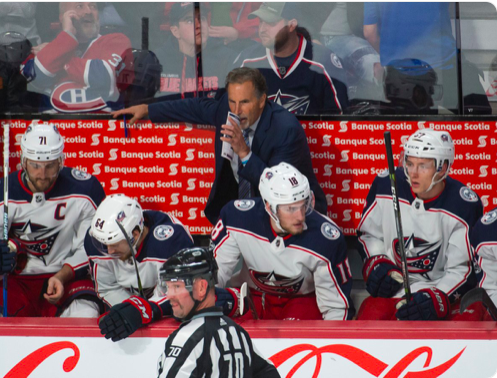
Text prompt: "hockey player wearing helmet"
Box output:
[[357, 129, 484, 321], [0, 123, 105, 317], [211, 162, 354, 321], [155, 247, 280, 378], [92, 195, 255, 342]]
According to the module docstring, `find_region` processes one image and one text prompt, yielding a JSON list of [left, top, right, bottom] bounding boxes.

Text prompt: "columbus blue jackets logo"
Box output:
[[249, 269, 304, 296], [378, 169, 389, 178], [393, 234, 441, 278], [269, 89, 310, 114], [154, 225, 174, 241], [482, 209, 497, 225], [459, 187, 478, 203], [234, 199, 255, 211], [321, 222, 340, 240], [11, 220, 59, 260], [71, 168, 91, 181]]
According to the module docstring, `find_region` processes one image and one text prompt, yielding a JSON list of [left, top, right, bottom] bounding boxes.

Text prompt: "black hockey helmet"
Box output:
[[0, 31, 32, 68], [158, 247, 218, 294], [384, 58, 441, 110]]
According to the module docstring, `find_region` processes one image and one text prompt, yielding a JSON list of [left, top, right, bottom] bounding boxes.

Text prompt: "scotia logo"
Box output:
[[188, 208, 197, 220], [339, 121, 348, 133], [481, 195, 489, 208], [168, 134, 177, 146], [107, 120, 117, 131], [342, 180, 351, 192], [478, 135, 487, 148], [184, 123, 193, 131], [326, 194, 334, 206], [340, 150, 349, 162], [15, 134, 22, 146], [92, 163, 101, 175], [110, 178, 119, 190], [322, 135, 332, 147], [323, 164, 333, 177], [109, 148, 118, 161], [417, 121, 426, 129], [91, 134, 100, 146], [479, 165, 488, 178], [343, 209, 352, 222], [187, 178, 196, 191], [169, 164, 178, 176], [186, 149, 195, 161], [170, 193, 179, 205]]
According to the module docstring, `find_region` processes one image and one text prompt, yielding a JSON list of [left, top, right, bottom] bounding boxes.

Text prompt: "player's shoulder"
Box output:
[[49, 167, 104, 205], [235, 43, 266, 66], [3, 170, 31, 201], [472, 207, 497, 245], [219, 198, 267, 230], [306, 41, 344, 71], [306, 211, 345, 244], [442, 176, 482, 213], [143, 210, 193, 257], [84, 227, 102, 257]]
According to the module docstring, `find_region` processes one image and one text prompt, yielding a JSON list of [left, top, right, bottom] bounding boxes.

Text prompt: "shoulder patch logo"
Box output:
[[378, 169, 389, 178], [460, 186, 478, 203], [482, 209, 497, 225], [330, 53, 343, 69], [234, 199, 255, 211], [154, 225, 174, 241], [321, 222, 341, 240], [71, 168, 91, 180]]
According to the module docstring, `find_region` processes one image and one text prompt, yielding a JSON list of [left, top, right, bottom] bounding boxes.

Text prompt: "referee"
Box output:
[[156, 247, 280, 378]]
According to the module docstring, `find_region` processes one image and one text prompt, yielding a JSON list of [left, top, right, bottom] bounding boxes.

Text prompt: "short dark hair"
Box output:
[[225, 67, 267, 99]]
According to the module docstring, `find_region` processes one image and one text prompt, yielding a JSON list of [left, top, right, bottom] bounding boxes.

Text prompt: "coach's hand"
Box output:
[[112, 105, 149, 126], [99, 296, 155, 342], [363, 255, 403, 298]]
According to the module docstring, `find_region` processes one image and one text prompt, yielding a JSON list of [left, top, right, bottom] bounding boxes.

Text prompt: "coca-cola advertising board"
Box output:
[[1, 119, 495, 235], [1, 318, 497, 377]]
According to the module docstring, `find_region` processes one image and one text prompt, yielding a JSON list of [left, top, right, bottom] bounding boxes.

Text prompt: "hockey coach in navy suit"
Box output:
[[113, 67, 326, 225]]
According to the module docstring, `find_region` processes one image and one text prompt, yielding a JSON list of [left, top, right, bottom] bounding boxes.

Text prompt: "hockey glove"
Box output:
[[215, 287, 248, 318], [99, 296, 157, 342], [396, 288, 450, 321], [363, 255, 403, 298], [0, 240, 17, 274]]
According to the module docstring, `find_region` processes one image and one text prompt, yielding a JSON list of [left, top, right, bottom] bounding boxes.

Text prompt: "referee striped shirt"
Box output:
[[157, 307, 280, 378]]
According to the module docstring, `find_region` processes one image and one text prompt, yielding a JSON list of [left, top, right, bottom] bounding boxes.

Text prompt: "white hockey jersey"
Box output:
[[85, 210, 193, 307], [0, 168, 105, 278], [357, 168, 483, 301], [211, 198, 354, 320], [471, 207, 497, 306]]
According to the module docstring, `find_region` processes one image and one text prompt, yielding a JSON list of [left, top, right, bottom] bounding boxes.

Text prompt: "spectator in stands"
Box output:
[[207, 2, 261, 52], [112, 67, 327, 225], [20, 2, 134, 113], [470, 208, 497, 320], [320, 2, 384, 103], [0, 31, 30, 111], [0, 2, 41, 46], [356, 129, 483, 321], [211, 162, 354, 320], [155, 2, 237, 100], [234, 2, 348, 115], [0, 123, 105, 317], [363, 2, 491, 114]]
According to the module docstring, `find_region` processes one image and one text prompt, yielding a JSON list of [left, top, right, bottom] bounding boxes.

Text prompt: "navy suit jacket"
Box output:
[[149, 94, 327, 224]]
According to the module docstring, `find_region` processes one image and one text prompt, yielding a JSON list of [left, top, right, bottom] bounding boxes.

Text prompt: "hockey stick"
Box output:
[[384, 131, 411, 303], [2, 122, 9, 317], [460, 287, 497, 320], [115, 220, 145, 298]]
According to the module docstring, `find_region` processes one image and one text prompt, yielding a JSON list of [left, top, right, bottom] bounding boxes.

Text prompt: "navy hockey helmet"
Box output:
[[158, 247, 218, 296], [384, 59, 441, 110]]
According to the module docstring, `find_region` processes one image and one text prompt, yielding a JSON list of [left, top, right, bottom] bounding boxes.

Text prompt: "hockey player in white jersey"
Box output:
[[470, 208, 497, 320], [211, 162, 354, 320], [357, 129, 483, 320], [0, 123, 105, 317], [91, 195, 252, 341]]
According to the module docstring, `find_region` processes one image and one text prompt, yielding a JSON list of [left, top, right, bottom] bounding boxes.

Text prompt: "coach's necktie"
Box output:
[[238, 129, 252, 199]]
